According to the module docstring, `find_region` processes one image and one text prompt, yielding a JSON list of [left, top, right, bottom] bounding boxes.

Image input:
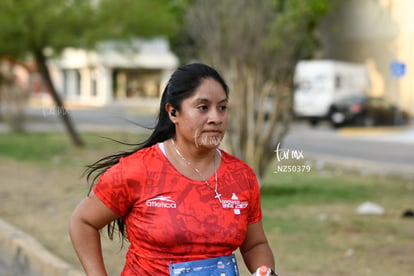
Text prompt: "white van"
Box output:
[[293, 60, 370, 125]]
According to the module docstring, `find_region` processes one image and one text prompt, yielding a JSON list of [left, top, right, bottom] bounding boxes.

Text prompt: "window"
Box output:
[[75, 70, 81, 96], [91, 72, 97, 96]]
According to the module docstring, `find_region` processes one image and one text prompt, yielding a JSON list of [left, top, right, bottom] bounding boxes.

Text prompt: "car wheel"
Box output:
[[309, 119, 319, 127], [330, 112, 346, 124], [362, 116, 375, 126], [394, 112, 408, 125], [330, 111, 346, 128]]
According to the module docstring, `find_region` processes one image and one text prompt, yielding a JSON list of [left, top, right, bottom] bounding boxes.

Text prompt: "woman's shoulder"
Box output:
[[117, 144, 164, 172], [220, 149, 255, 173]]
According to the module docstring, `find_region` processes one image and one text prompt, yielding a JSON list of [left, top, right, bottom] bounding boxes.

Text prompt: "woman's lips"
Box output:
[[203, 130, 222, 135]]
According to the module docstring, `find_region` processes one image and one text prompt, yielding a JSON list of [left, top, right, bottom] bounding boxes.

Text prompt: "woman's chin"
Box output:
[[195, 135, 223, 148]]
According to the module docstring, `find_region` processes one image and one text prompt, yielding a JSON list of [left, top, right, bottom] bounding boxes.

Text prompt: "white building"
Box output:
[[321, 0, 414, 115], [50, 38, 178, 106]]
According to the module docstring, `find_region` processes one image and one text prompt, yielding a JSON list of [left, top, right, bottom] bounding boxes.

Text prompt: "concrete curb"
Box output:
[[0, 218, 84, 276], [338, 126, 410, 135]]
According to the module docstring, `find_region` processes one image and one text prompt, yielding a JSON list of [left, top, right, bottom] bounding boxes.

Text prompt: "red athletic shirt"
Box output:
[[94, 143, 262, 275]]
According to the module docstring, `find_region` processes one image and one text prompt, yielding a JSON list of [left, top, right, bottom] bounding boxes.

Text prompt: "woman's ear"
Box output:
[[165, 103, 177, 123]]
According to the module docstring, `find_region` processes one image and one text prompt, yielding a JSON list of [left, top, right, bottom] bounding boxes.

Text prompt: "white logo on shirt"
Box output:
[[221, 193, 248, 215], [146, 196, 177, 209]]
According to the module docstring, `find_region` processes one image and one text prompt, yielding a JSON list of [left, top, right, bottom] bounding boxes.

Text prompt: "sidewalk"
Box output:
[[0, 218, 83, 276]]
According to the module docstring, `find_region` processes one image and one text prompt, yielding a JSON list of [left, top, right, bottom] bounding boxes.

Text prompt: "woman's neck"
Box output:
[[167, 138, 219, 179], [171, 137, 217, 165]]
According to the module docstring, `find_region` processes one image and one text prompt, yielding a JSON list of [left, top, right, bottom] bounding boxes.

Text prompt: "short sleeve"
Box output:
[[247, 169, 263, 224], [93, 159, 133, 217]]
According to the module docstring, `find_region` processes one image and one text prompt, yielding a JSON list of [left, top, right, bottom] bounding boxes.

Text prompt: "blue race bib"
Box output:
[[169, 254, 240, 276]]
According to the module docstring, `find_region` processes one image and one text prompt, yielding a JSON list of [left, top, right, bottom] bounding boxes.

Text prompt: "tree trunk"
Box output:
[[33, 49, 84, 147]]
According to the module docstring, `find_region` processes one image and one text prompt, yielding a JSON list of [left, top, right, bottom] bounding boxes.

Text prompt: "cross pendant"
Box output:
[[214, 191, 222, 202]]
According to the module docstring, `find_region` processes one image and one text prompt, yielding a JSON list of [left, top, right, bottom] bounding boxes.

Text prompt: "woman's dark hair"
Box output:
[[85, 63, 229, 241]]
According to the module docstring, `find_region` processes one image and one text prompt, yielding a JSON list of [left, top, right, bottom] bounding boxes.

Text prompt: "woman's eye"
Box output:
[[219, 105, 227, 111], [198, 105, 208, 111]]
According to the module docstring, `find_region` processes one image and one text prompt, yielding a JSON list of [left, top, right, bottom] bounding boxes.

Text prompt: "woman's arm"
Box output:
[[69, 192, 120, 276], [240, 220, 276, 273]]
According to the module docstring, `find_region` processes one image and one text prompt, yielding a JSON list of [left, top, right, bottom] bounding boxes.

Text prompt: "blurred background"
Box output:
[[0, 0, 413, 276]]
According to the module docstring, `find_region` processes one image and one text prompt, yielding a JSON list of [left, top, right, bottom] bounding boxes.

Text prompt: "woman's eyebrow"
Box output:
[[192, 98, 228, 104], [192, 97, 209, 104]]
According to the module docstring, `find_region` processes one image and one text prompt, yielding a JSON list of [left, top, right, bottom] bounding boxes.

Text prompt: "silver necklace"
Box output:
[[170, 139, 222, 203]]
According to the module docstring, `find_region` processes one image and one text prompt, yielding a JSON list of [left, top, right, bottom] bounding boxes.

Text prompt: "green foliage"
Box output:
[[0, 0, 94, 56], [182, 0, 339, 76], [85, 0, 179, 44], [266, 0, 338, 62], [0, 0, 179, 57]]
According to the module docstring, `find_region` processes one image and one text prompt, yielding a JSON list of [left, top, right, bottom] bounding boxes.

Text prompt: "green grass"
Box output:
[[1, 131, 413, 276], [0, 131, 147, 166], [261, 174, 371, 206], [259, 162, 414, 276], [0, 132, 72, 162]]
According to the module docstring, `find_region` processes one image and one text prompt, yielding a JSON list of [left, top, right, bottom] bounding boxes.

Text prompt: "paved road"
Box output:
[[0, 259, 11, 276], [20, 104, 157, 133], [283, 121, 414, 177], [284, 121, 414, 163]]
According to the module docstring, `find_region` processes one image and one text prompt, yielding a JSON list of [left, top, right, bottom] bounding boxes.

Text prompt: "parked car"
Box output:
[[328, 96, 410, 127]]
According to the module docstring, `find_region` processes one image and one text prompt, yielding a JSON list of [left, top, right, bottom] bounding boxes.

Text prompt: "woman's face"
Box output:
[[175, 78, 228, 149]]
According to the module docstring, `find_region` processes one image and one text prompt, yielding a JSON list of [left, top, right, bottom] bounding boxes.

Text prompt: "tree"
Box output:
[[182, 0, 337, 180], [0, 0, 178, 146], [0, 0, 93, 145], [0, 58, 30, 132]]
